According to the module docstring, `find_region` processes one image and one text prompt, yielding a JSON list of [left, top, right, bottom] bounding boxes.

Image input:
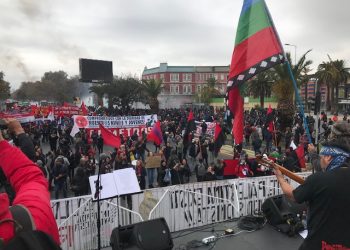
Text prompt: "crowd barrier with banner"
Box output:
[[52, 173, 310, 250]]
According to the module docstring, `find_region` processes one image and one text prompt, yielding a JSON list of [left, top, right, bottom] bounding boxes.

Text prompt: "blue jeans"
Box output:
[[147, 168, 156, 187], [54, 181, 67, 199]]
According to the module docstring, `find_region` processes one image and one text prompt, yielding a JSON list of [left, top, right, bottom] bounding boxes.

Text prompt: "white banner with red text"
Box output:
[[70, 114, 158, 137]]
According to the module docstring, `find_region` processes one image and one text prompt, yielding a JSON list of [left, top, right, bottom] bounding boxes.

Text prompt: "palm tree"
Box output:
[[272, 50, 313, 130], [141, 79, 163, 112], [197, 77, 221, 104], [246, 71, 273, 108], [316, 56, 350, 113], [331, 58, 350, 112], [316, 61, 333, 111], [89, 84, 107, 107]]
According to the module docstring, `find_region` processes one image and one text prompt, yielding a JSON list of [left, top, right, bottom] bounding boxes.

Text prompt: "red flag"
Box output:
[[228, 86, 244, 145], [147, 121, 163, 146], [99, 124, 121, 148], [226, 0, 284, 146], [266, 105, 274, 133], [63, 102, 69, 107], [295, 145, 306, 169], [187, 111, 194, 122], [81, 101, 88, 116], [30, 105, 38, 115]]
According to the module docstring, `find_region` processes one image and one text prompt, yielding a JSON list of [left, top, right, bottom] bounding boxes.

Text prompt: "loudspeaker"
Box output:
[[110, 218, 173, 250], [262, 195, 306, 226]]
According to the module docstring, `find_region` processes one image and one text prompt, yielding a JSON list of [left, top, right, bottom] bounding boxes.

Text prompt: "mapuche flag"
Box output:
[[226, 0, 284, 145], [147, 120, 163, 146]]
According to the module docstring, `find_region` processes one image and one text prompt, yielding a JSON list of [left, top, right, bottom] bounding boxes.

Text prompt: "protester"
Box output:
[[145, 152, 161, 188], [274, 122, 350, 249], [0, 118, 60, 245]]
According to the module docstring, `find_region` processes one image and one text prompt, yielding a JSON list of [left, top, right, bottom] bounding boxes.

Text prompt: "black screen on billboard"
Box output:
[[79, 58, 113, 83]]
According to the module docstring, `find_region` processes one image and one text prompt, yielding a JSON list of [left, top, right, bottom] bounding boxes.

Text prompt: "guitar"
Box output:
[[255, 155, 305, 184]]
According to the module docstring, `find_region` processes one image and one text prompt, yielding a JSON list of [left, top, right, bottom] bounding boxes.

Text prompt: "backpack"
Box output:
[[0, 205, 61, 250], [163, 169, 171, 183]]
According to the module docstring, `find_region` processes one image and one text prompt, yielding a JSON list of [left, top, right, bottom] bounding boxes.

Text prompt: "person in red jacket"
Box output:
[[0, 118, 60, 245]]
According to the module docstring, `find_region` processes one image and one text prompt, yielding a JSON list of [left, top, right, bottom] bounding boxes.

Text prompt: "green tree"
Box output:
[[272, 50, 313, 130], [13, 71, 81, 103], [332, 59, 350, 111], [246, 71, 273, 108], [316, 57, 350, 113], [196, 77, 221, 104], [141, 79, 163, 112], [90, 77, 143, 110], [316, 60, 334, 111], [0, 72, 11, 100]]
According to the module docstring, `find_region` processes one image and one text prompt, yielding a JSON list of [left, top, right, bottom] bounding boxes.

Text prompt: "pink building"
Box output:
[[142, 63, 229, 108]]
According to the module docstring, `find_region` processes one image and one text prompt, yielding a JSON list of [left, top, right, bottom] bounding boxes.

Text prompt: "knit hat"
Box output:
[[326, 121, 350, 153]]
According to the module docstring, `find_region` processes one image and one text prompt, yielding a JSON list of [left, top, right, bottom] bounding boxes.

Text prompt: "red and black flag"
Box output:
[[184, 110, 196, 144], [226, 0, 284, 145], [214, 123, 226, 154]]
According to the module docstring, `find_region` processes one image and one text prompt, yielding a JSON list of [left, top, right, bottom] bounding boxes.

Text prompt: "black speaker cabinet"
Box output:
[[110, 218, 173, 250], [262, 195, 306, 226]]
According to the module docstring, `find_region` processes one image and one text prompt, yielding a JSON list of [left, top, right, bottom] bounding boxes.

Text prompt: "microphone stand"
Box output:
[[94, 160, 103, 250]]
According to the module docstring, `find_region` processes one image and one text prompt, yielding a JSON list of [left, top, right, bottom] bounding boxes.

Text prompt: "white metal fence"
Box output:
[[52, 173, 310, 250]]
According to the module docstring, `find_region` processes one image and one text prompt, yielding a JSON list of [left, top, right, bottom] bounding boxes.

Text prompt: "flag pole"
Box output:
[[285, 61, 312, 143]]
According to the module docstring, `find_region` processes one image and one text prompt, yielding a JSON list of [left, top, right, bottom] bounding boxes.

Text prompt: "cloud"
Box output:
[[1, 0, 350, 90]]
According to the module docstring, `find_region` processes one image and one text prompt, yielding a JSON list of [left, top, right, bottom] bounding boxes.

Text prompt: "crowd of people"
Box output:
[[1, 106, 347, 201], [1, 104, 350, 249]]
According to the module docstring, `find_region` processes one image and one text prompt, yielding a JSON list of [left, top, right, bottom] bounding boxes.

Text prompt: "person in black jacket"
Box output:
[[170, 163, 184, 185], [71, 161, 89, 196], [202, 164, 217, 181], [274, 122, 350, 250]]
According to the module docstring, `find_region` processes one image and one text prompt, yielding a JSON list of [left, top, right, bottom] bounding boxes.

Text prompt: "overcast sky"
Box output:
[[1, 0, 349, 90]]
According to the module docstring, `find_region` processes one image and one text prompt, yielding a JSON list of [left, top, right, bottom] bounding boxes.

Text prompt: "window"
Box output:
[[199, 74, 205, 82], [196, 85, 202, 93], [183, 85, 192, 94], [183, 73, 192, 82], [220, 74, 225, 81], [170, 73, 179, 82], [170, 84, 179, 94], [160, 74, 164, 80]]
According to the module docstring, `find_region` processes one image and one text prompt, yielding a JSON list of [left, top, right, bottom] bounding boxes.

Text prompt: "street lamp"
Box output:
[[285, 43, 297, 65]]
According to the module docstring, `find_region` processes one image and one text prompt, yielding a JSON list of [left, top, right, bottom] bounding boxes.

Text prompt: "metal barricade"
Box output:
[[58, 198, 143, 250]]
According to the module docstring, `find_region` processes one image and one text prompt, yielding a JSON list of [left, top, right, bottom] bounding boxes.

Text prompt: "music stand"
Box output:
[[89, 168, 141, 250]]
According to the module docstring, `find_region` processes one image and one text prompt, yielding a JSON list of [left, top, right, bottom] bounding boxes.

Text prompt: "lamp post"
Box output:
[[285, 43, 297, 65]]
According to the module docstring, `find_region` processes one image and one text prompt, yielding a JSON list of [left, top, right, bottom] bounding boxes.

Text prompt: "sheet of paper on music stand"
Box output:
[[113, 168, 141, 195], [89, 168, 141, 201], [89, 173, 118, 201]]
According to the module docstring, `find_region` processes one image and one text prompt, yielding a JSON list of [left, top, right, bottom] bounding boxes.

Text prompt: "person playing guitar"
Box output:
[[268, 122, 350, 250]]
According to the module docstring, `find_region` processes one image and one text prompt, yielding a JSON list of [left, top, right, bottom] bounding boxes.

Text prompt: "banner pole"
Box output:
[[285, 61, 312, 144]]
